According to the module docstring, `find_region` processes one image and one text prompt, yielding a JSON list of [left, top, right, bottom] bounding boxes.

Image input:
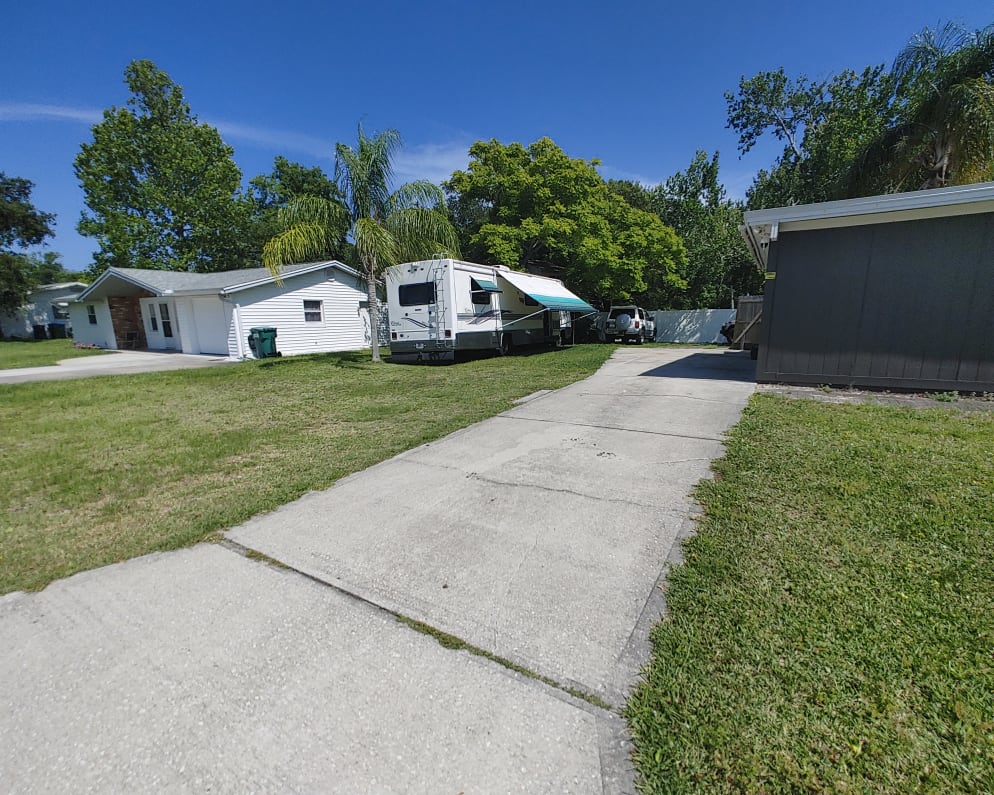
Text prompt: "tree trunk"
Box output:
[[366, 263, 380, 363]]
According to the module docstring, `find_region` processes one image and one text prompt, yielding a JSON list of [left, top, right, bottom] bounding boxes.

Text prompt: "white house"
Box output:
[[1, 282, 88, 339], [70, 261, 373, 358]]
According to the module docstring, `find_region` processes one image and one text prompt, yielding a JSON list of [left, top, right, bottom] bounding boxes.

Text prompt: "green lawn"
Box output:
[[628, 395, 994, 792], [0, 338, 109, 370], [0, 346, 612, 593]]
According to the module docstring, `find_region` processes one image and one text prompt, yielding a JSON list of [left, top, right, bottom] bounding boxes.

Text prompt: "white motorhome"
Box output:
[[385, 258, 595, 360]]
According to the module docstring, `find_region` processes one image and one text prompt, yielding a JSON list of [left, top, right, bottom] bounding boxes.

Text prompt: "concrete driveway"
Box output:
[[0, 346, 755, 793], [0, 349, 234, 384]]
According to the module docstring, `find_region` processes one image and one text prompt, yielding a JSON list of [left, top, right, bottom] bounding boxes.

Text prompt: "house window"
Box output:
[[304, 299, 323, 322], [148, 304, 158, 332], [158, 303, 173, 338], [52, 303, 70, 320], [87, 305, 97, 325]]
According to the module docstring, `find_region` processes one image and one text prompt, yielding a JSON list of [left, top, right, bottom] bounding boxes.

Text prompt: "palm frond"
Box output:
[[262, 221, 337, 279], [385, 207, 461, 261], [335, 125, 401, 221], [276, 195, 350, 236], [352, 216, 399, 276], [895, 21, 970, 80], [388, 181, 446, 213]]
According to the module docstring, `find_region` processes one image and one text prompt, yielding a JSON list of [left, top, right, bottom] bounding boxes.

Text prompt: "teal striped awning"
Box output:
[[497, 270, 596, 313], [472, 278, 502, 292]]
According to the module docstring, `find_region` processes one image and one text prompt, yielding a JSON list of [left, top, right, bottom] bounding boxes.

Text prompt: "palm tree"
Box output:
[[263, 126, 459, 362], [849, 22, 994, 193]]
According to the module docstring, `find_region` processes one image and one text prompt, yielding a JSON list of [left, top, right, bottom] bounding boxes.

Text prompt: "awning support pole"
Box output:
[[500, 307, 548, 328]]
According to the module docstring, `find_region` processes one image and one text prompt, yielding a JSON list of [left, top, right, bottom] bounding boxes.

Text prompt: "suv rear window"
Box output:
[[609, 307, 636, 319], [398, 283, 436, 306]]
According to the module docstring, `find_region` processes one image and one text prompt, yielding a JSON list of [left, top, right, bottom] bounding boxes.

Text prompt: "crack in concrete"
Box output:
[[497, 414, 725, 443], [464, 471, 696, 513], [570, 389, 742, 405]]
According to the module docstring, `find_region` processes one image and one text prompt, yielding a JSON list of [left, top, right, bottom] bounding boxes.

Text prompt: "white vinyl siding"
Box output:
[[226, 267, 370, 358], [68, 300, 117, 349]]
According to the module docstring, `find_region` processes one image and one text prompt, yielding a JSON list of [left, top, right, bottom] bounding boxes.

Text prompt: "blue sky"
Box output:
[[4, 0, 992, 270]]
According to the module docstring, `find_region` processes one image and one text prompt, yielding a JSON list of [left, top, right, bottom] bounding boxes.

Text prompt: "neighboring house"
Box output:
[[70, 261, 374, 358], [0, 282, 88, 339], [740, 181, 994, 392]]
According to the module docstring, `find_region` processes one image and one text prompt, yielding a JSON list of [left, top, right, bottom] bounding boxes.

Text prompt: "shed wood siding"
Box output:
[[758, 212, 994, 391], [228, 269, 369, 358]]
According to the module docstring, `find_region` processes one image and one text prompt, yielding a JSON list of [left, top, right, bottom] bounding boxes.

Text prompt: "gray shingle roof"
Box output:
[[77, 261, 354, 301], [108, 262, 327, 292]]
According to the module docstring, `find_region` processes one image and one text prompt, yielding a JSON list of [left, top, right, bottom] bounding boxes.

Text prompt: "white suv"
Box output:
[[603, 305, 654, 343]]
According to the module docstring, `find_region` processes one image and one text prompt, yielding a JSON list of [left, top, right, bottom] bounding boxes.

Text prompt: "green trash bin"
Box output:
[[249, 327, 279, 358]]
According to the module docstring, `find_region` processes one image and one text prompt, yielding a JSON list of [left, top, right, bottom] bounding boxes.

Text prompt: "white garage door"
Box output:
[[191, 298, 231, 355]]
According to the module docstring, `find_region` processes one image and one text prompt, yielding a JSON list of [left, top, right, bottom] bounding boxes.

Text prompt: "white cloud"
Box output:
[[394, 141, 471, 185], [598, 164, 657, 187], [0, 101, 471, 186], [211, 120, 335, 162], [0, 102, 102, 124]]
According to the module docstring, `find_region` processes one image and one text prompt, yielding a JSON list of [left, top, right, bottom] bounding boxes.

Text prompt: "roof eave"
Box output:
[[219, 260, 356, 296], [76, 268, 164, 301]]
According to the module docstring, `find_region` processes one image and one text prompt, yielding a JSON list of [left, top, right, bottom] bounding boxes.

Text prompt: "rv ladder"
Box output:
[[431, 261, 448, 343]]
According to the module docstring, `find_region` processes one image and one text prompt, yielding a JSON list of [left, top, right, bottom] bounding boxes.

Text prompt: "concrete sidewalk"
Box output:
[[0, 346, 755, 793], [0, 349, 234, 384]]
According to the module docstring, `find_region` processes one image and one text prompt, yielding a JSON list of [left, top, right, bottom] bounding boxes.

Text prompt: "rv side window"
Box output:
[[470, 279, 492, 306], [398, 283, 435, 306]]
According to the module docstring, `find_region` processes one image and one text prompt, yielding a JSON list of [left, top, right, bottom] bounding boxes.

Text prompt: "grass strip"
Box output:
[[627, 394, 994, 792], [395, 615, 613, 711], [0, 338, 108, 369], [0, 346, 611, 593]]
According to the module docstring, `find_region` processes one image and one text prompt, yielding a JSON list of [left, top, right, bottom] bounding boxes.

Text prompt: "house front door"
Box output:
[[142, 298, 179, 350]]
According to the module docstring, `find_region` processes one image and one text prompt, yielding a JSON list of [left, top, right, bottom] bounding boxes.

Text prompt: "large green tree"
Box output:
[[75, 60, 250, 275], [0, 174, 55, 319], [726, 67, 895, 207], [24, 252, 85, 286], [445, 138, 685, 307], [246, 156, 344, 260], [650, 152, 763, 308], [263, 126, 459, 363], [729, 19, 994, 207], [850, 22, 994, 192]]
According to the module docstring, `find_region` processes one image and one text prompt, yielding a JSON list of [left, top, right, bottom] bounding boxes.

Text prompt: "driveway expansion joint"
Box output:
[[221, 538, 620, 715]]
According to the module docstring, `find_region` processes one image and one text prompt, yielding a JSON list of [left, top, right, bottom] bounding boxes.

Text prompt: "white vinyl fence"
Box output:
[[653, 309, 736, 343]]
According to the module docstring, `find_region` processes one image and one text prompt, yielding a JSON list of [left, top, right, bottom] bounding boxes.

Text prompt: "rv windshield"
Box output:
[[398, 283, 436, 306]]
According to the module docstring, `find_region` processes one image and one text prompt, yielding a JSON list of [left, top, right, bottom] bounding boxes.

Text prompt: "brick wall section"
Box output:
[[108, 293, 151, 349]]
